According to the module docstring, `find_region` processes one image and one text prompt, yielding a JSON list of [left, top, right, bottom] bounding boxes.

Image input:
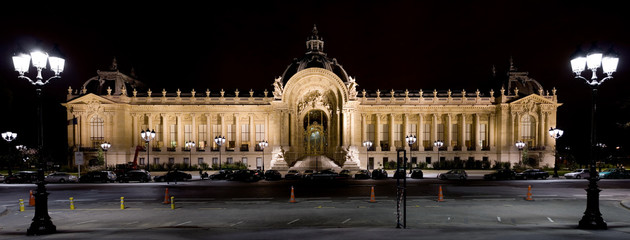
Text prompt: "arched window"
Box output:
[[90, 116, 104, 148], [520, 115, 536, 147]]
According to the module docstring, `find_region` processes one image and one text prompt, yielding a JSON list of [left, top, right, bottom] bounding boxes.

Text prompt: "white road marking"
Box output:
[[230, 221, 244, 227], [175, 221, 191, 226], [287, 219, 300, 225], [77, 220, 97, 225], [341, 218, 351, 224], [547, 217, 554, 223], [497, 217, 501, 222]]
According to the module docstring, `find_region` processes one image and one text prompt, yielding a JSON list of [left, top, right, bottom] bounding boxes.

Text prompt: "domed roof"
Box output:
[[280, 25, 351, 83]]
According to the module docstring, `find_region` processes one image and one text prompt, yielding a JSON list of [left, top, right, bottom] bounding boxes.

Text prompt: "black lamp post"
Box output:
[[140, 129, 155, 171], [515, 141, 526, 166], [185, 141, 195, 168], [214, 136, 225, 169], [2, 132, 17, 176], [406, 135, 416, 173], [570, 43, 619, 230], [13, 47, 65, 235], [258, 140, 268, 171], [434, 140, 443, 163], [100, 142, 111, 168], [363, 140, 372, 170], [548, 127, 564, 178]]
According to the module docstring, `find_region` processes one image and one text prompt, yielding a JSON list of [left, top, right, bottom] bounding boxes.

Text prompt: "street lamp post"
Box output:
[[100, 142, 111, 169], [214, 136, 225, 169], [140, 129, 155, 171], [362, 140, 372, 170], [13, 47, 65, 235], [515, 141, 526, 166], [570, 43, 618, 230], [406, 135, 416, 173], [185, 141, 195, 169], [434, 140, 443, 163], [2, 132, 17, 176], [548, 127, 564, 178], [16, 145, 27, 169], [258, 140, 268, 171]]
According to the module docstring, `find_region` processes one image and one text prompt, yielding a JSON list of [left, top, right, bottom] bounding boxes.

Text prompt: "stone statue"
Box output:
[[273, 77, 284, 99]]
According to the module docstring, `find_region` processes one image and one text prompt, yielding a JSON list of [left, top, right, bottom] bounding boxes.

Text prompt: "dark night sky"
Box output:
[[1, 1, 630, 163]]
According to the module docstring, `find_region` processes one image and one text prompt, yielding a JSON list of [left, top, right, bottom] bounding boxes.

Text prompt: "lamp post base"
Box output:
[[27, 177, 56, 235], [577, 178, 607, 230]]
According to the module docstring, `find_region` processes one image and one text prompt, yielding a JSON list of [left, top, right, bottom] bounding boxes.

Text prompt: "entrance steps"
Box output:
[[290, 155, 341, 172]]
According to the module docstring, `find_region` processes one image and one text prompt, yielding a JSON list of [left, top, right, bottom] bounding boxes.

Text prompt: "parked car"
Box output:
[[228, 170, 262, 182], [118, 170, 152, 183], [483, 169, 516, 180], [284, 170, 302, 180], [302, 170, 315, 179], [209, 170, 233, 180], [515, 169, 549, 180], [354, 169, 372, 179], [4, 171, 38, 184], [309, 169, 339, 180], [371, 169, 388, 179], [337, 170, 351, 179], [410, 169, 424, 179], [393, 169, 407, 179], [564, 169, 590, 179], [0, 173, 5, 183], [45, 172, 78, 183], [154, 171, 192, 182], [599, 168, 630, 179], [79, 171, 117, 183], [438, 169, 468, 180], [264, 170, 282, 180]]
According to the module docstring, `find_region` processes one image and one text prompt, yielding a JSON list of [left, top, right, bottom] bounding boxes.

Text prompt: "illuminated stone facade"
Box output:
[[63, 27, 561, 171]]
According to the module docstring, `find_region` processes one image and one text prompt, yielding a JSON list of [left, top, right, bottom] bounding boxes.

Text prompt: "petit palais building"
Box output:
[[63, 27, 562, 172]]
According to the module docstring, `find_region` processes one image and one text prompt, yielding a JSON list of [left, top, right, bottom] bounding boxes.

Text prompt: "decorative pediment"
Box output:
[[66, 93, 116, 105], [510, 94, 560, 114], [509, 94, 555, 105]]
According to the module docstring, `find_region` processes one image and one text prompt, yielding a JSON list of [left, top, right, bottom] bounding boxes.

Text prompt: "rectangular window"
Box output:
[[227, 157, 233, 164], [380, 124, 389, 150], [154, 124, 162, 149], [394, 124, 403, 149], [168, 157, 175, 164], [89, 116, 104, 148], [451, 124, 459, 147], [256, 157, 263, 169], [437, 124, 444, 142], [183, 157, 190, 165], [198, 157, 204, 165], [409, 124, 417, 150], [423, 123, 431, 149], [153, 157, 159, 165], [242, 157, 248, 167], [212, 157, 218, 165], [367, 124, 375, 150], [212, 124, 221, 150], [241, 124, 249, 151], [425, 157, 432, 165], [465, 123, 472, 148], [184, 124, 192, 142], [139, 157, 145, 165], [227, 124, 236, 150], [480, 124, 487, 149], [198, 124, 207, 149], [255, 124, 265, 142], [170, 124, 177, 148]]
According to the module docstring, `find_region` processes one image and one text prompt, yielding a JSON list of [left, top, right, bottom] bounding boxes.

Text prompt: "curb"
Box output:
[[0, 206, 7, 217], [621, 200, 630, 210]]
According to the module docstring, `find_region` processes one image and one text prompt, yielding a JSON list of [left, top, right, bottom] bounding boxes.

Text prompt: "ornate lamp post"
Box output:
[[2, 132, 17, 176], [258, 140, 268, 171], [214, 136, 225, 169], [185, 141, 195, 168], [13, 47, 64, 235], [362, 140, 372, 170], [100, 142, 111, 168], [548, 127, 564, 178], [515, 141, 526, 166], [570, 43, 618, 230], [405, 135, 416, 173], [16, 145, 27, 169], [434, 140, 443, 163], [140, 129, 155, 171]]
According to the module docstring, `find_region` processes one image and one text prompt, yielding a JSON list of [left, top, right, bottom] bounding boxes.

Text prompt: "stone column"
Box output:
[[389, 113, 394, 151], [375, 114, 381, 151], [418, 114, 424, 150], [361, 114, 367, 143], [432, 114, 438, 146], [489, 113, 495, 151], [250, 114, 255, 152], [191, 113, 196, 143], [131, 113, 138, 147], [460, 113, 466, 151], [403, 114, 409, 151], [176, 114, 182, 151], [235, 113, 240, 152], [162, 114, 168, 150], [446, 114, 452, 150], [474, 114, 480, 151]]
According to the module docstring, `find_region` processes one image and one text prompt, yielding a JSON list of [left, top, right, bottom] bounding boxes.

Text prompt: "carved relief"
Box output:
[[86, 100, 103, 115], [296, 90, 332, 114]]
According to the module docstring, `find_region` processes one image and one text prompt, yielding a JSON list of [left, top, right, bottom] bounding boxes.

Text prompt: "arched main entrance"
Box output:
[[303, 109, 328, 155]]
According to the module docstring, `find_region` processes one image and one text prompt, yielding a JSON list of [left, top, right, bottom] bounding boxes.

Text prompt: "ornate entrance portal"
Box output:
[[304, 110, 328, 156]]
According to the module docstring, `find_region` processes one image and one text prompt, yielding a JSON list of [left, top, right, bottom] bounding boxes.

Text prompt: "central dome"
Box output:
[[280, 25, 351, 83]]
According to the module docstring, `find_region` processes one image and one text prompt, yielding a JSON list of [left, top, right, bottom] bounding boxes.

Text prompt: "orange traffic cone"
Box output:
[[369, 186, 376, 203], [526, 185, 533, 201], [163, 188, 170, 204], [29, 190, 35, 206], [289, 186, 297, 203], [437, 185, 444, 202]]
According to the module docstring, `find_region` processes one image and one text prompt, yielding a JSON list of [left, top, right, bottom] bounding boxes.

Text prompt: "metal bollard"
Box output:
[[170, 196, 175, 210], [69, 197, 75, 210], [120, 197, 125, 209], [19, 199, 25, 212]]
